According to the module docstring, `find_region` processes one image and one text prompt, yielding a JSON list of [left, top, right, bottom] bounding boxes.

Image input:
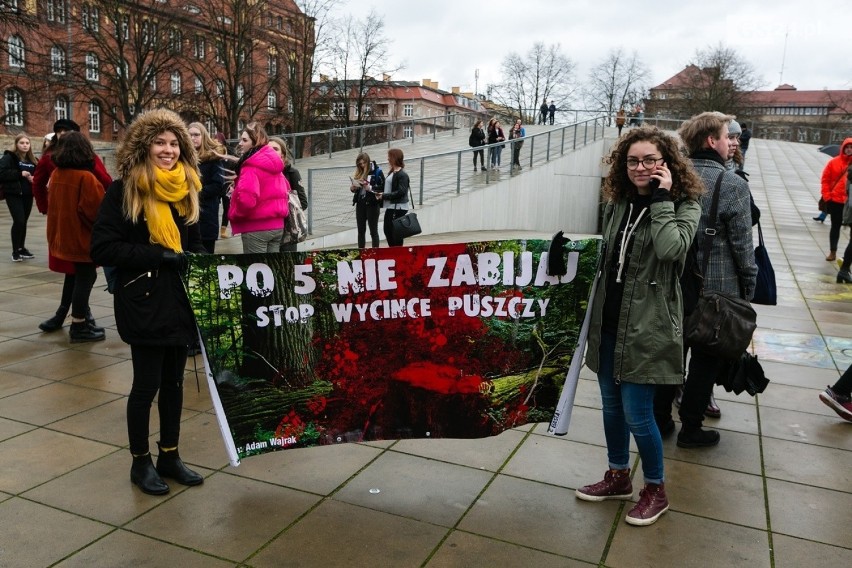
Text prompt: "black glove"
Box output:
[[161, 250, 188, 272], [547, 231, 570, 276]]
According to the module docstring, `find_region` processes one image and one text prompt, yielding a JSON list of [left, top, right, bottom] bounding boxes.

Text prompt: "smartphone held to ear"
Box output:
[[649, 177, 660, 190]]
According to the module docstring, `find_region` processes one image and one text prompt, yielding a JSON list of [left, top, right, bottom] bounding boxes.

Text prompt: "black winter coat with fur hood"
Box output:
[[90, 109, 205, 346]]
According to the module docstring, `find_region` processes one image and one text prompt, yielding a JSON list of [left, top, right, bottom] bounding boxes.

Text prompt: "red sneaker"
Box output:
[[575, 469, 633, 502], [625, 482, 669, 526], [819, 387, 852, 422]]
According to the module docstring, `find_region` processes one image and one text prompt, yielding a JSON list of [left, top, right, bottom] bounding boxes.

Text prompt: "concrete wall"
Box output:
[[301, 137, 610, 249]]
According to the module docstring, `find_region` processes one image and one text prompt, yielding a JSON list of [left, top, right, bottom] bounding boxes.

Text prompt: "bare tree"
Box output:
[[61, 0, 182, 128], [671, 44, 764, 118], [318, 10, 401, 131], [492, 43, 576, 122], [278, 0, 336, 156], [583, 48, 648, 126]]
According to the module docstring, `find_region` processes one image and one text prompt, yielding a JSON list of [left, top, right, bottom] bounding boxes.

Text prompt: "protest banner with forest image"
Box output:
[[185, 238, 599, 465]]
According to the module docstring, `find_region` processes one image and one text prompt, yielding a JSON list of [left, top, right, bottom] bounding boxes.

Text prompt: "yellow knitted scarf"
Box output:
[[139, 162, 199, 253]]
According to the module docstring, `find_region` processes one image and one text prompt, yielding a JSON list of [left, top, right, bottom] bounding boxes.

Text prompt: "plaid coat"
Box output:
[[691, 158, 757, 300]]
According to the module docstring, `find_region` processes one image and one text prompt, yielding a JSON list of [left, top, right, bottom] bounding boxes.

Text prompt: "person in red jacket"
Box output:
[[33, 119, 112, 333], [45, 132, 106, 343], [820, 138, 852, 261]]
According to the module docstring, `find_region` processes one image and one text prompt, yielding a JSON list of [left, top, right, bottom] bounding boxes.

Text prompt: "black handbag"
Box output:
[[684, 172, 757, 361], [392, 211, 421, 239], [751, 221, 776, 305]]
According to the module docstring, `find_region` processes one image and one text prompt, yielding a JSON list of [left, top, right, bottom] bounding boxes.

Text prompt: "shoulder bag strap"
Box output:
[[698, 171, 725, 294]]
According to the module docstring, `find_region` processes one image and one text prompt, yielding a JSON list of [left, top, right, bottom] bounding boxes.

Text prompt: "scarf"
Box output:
[[139, 161, 199, 253]]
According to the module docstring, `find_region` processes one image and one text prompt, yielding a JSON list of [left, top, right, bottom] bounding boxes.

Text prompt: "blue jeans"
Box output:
[[597, 331, 665, 484], [490, 146, 503, 167]]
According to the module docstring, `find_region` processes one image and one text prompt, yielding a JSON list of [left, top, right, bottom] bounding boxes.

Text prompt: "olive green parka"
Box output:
[[585, 197, 701, 384]]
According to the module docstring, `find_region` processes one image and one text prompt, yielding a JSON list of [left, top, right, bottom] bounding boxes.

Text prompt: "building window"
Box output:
[[54, 96, 69, 121], [8, 35, 24, 68], [276, 16, 283, 30], [170, 71, 181, 94], [267, 90, 277, 110], [86, 52, 99, 81], [333, 102, 345, 116], [215, 79, 224, 97], [236, 84, 244, 104], [287, 96, 293, 113], [46, 0, 65, 23], [116, 58, 128, 79], [148, 71, 156, 91], [3, 0, 19, 10], [194, 77, 203, 94], [141, 20, 158, 47], [215, 41, 224, 63], [194, 35, 205, 59], [112, 106, 119, 132], [89, 101, 101, 132], [4, 89, 23, 126], [168, 29, 182, 54], [403, 126, 413, 138], [376, 104, 388, 116], [267, 52, 277, 76], [403, 103, 413, 117], [50, 45, 66, 75], [289, 62, 296, 80]]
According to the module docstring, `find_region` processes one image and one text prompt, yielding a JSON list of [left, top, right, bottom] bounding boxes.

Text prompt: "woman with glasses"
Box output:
[[349, 152, 385, 248], [573, 127, 703, 526]]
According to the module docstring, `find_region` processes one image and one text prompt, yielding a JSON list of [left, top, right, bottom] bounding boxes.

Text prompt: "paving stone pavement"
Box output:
[[0, 134, 850, 567]]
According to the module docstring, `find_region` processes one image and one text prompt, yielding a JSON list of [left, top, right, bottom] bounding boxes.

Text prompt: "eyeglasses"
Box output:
[[626, 157, 663, 170]]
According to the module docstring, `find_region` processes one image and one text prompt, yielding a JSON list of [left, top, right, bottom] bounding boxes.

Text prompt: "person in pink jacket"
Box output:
[[227, 122, 289, 253]]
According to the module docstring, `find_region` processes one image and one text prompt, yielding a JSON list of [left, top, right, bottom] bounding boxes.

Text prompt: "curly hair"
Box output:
[[602, 126, 704, 203]]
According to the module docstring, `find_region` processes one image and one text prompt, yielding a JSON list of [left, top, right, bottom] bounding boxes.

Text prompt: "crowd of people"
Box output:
[[2, 106, 850, 510]]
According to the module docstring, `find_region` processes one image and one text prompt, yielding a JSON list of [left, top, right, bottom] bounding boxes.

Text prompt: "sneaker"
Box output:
[[625, 483, 669, 526], [17, 247, 34, 259], [676, 427, 720, 448], [819, 387, 852, 422], [704, 393, 721, 418], [575, 468, 633, 502], [11, 251, 22, 262]]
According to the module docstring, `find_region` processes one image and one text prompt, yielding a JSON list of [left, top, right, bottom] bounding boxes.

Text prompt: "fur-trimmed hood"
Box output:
[[115, 108, 197, 178]]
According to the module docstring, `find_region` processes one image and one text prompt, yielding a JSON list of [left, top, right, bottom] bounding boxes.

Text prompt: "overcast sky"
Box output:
[[340, 0, 851, 101]]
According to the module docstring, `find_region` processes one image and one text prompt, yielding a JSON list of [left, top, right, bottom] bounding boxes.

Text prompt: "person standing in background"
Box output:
[[469, 120, 486, 171], [188, 123, 225, 254], [739, 122, 752, 163], [0, 133, 37, 262], [45, 132, 106, 343], [215, 132, 232, 239], [548, 101, 557, 125], [376, 148, 410, 247], [268, 137, 308, 253], [349, 152, 384, 249], [820, 138, 851, 262], [510, 118, 526, 170], [615, 108, 626, 137], [488, 120, 505, 170], [539, 99, 548, 125], [32, 119, 111, 334]]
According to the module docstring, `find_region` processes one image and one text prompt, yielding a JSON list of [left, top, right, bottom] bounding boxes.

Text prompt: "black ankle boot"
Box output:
[[85, 308, 104, 333], [156, 444, 204, 486], [39, 305, 69, 332], [69, 321, 105, 343], [131, 453, 169, 495], [676, 426, 720, 448], [837, 270, 852, 284]]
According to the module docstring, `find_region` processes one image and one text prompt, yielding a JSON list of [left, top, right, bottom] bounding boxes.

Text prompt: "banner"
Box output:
[[186, 239, 600, 466]]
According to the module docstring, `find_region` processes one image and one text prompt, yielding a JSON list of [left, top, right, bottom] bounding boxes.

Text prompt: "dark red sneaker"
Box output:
[[626, 482, 669, 526], [575, 469, 633, 502], [819, 387, 852, 422]]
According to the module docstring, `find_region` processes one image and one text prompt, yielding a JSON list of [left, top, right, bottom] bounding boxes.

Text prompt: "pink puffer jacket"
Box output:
[[228, 144, 290, 235]]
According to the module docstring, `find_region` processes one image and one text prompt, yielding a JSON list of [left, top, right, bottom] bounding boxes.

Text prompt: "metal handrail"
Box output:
[[303, 115, 608, 237]]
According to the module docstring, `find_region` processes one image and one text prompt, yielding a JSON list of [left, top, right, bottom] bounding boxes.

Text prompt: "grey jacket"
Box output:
[[586, 196, 701, 385], [691, 158, 757, 300]]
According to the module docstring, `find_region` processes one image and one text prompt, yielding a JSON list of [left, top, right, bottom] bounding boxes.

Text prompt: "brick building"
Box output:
[[1, 0, 312, 139]]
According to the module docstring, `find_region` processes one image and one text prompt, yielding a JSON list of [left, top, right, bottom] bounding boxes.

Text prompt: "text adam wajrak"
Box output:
[[215, 250, 579, 327]]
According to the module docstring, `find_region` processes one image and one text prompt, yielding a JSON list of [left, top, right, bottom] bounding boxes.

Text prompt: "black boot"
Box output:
[[86, 308, 104, 333], [130, 453, 170, 495], [676, 426, 720, 448], [156, 444, 204, 486], [837, 270, 852, 284], [69, 321, 106, 343], [39, 305, 69, 332]]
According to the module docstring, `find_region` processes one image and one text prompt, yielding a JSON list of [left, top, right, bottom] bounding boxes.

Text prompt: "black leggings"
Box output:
[[472, 149, 484, 168], [827, 201, 844, 252], [128, 344, 188, 455], [5, 192, 33, 252], [356, 202, 381, 248], [71, 262, 97, 320], [220, 195, 230, 228]]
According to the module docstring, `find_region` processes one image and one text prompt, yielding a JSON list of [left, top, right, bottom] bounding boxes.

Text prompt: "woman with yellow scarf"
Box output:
[[91, 109, 207, 496]]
